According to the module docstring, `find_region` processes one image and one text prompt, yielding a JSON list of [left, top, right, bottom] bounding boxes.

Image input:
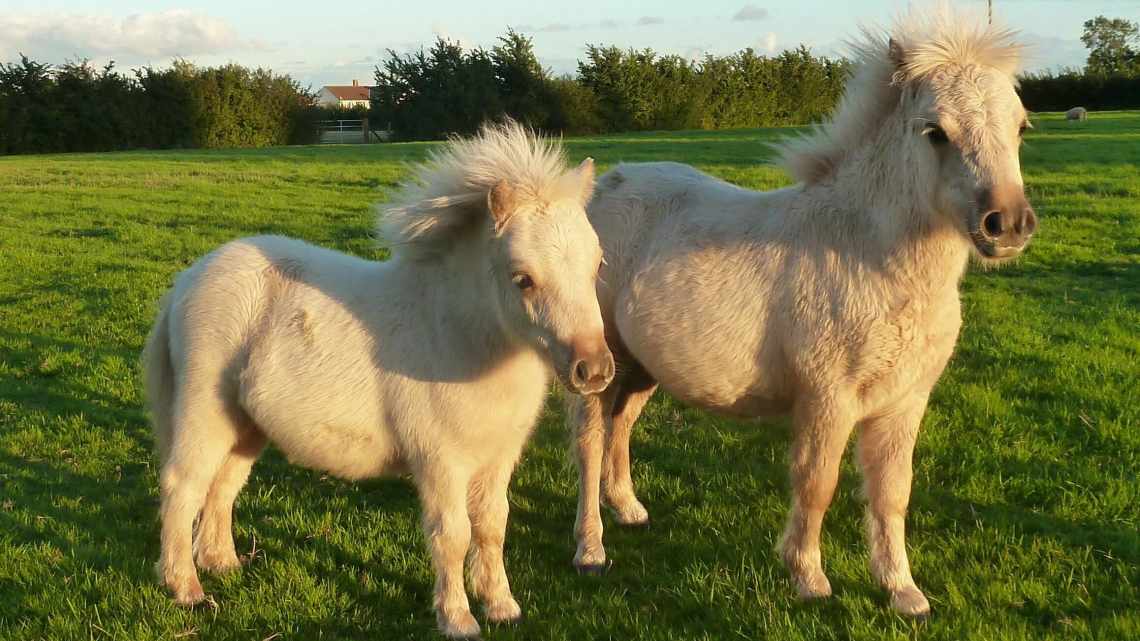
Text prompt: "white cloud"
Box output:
[[733, 5, 770, 22], [636, 16, 664, 27], [0, 10, 263, 63]]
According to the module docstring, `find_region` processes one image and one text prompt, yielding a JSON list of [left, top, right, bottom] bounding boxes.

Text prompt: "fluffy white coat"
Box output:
[[143, 122, 612, 638], [566, 8, 1037, 618]]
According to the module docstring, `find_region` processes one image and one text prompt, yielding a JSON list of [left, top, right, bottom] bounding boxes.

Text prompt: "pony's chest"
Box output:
[[848, 298, 962, 406], [440, 354, 551, 458]]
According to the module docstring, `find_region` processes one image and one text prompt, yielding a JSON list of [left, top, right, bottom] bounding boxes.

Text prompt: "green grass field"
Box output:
[[1, 111, 1137, 641]]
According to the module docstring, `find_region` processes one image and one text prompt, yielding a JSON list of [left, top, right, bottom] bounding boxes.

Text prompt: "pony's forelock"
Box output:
[[378, 120, 573, 260], [890, 5, 1024, 82], [775, 4, 1025, 185]]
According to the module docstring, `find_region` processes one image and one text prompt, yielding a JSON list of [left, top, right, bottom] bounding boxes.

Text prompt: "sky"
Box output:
[[1, 1, 1138, 90]]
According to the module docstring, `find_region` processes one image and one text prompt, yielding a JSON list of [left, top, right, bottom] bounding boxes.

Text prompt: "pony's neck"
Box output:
[[416, 237, 518, 364], [811, 130, 972, 295]]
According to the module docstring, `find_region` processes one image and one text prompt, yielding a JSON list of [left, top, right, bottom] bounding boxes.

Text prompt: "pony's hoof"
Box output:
[[171, 582, 206, 607], [611, 499, 650, 527], [197, 551, 242, 575], [574, 561, 609, 576], [890, 585, 930, 618], [573, 544, 607, 575], [485, 596, 522, 624], [438, 610, 481, 639], [794, 572, 832, 600]]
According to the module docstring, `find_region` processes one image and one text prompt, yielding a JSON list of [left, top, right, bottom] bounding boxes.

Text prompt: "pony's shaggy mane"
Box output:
[[776, 5, 1024, 185], [379, 120, 570, 260]]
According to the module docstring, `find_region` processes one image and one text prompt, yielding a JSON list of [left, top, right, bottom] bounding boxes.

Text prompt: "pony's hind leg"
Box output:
[[857, 394, 930, 617], [194, 423, 266, 574], [780, 396, 856, 600], [603, 371, 657, 526], [158, 395, 238, 605], [467, 460, 521, 624]]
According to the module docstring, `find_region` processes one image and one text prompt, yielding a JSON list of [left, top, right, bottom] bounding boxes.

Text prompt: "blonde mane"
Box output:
[[776, 6, 1025, 184], [378, 120, 573, 260]]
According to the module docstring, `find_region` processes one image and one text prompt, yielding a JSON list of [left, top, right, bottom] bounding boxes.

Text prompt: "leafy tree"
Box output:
[[0, 55, 314, 155], [577, 46, 662, 131], [546, 76, 602, 134], [0, 55, 57, 154], [372, 38, 504, 140], [1081, 16, 1140, 76], [492, 30, 556, 128]]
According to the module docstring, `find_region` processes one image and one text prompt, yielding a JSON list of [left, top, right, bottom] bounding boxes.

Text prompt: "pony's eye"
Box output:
[[512, 273, 535, 291], [923, 123, 949, 144], [1018, 122, 1030, 137]]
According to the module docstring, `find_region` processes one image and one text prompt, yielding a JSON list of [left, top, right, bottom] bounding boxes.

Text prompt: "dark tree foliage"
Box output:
[[493, 30, 557, 129], [0, 56, 316, 155], [373, 39, 504, 140], [1019, 69, 1140, 112], [576, 44, 850, 133], [373, 34, 852, 141], [545, 76, 603, 135], [0, 56, 58, 154]]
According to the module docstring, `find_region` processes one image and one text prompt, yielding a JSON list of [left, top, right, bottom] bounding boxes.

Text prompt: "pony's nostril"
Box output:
[[982, 211, 1004, 238], [1023, 208, 1038, 236], [573, 360, 589, 385]]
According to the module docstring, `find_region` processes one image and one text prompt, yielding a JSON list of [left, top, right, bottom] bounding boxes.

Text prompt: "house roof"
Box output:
[[323, 85, 372, 100]]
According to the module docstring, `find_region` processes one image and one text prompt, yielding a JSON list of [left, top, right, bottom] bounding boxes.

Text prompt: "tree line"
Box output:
[[1019, 16, 1140, 113], [0, 57, 318, 155], [2, 15, 1139, 154], [372, 31, 852, 140]]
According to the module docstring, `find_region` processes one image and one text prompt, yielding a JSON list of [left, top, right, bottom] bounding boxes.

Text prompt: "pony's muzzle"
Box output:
[[975, 188, 1037, 258], [568, 341, 615, 395]]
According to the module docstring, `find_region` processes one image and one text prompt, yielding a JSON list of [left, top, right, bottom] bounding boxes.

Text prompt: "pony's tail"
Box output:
[[142, 291, 176, 466]]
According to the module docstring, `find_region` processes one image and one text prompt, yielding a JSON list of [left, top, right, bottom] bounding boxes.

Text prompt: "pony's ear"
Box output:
[[575, 157, 596, 205], [487, 180, 517, 232]]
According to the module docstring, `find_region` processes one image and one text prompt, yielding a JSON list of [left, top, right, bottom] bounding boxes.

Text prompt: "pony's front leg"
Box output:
[[857, 394, 930, 617], [780, 397, 857, 600], [569, 387, 616, 573], [467, 461, 521, 624], [417, 466, 480, 639]]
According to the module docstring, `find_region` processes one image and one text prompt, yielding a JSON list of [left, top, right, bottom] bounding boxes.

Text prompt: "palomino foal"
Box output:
[[144, 122, 613, 637], [568, 13, 1036, 616]]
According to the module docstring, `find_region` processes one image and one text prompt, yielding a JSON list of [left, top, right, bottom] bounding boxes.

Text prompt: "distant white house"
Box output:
[[318, 80, 372, 108]]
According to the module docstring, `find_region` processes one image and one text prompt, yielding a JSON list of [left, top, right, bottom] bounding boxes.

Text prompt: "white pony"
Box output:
[[568, 10, 1036, 617], [143, 121, 614, 638]]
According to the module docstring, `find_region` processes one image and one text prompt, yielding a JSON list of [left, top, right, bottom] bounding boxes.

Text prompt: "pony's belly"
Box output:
[[238, 315, 401, 481], [241, 385, 401, 481], [662, 377, 790, 418], [616, 294, 786, 417]]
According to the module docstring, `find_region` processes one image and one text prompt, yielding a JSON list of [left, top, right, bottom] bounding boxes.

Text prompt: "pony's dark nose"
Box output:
[[977, 181, 1037, 255], [569, 342, 615, 394], [980, 204, 1036, 248]]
